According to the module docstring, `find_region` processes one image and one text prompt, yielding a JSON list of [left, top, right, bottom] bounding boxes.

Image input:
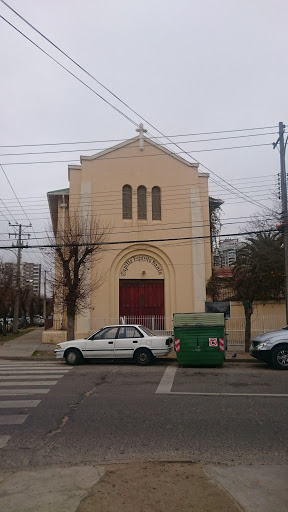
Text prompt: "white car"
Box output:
[[55, 324, 173, 366]]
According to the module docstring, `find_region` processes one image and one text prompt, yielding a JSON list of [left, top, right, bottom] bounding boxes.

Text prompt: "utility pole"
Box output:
[[9, 223, 31, 334], [43, 269, 47, 323], [274, 122, 288, 323]]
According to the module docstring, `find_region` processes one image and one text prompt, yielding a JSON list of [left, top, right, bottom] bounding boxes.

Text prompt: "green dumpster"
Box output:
[[173, 313, 225, 367]]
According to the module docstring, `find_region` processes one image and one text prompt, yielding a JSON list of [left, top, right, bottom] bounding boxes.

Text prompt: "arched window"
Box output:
[[137, 186, 147, 220], [152, 186, 161, 220], [122, 185, 132, 219]]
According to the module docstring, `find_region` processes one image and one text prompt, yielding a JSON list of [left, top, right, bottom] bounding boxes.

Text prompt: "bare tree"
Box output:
[[0, 263, 16, 335], [47, 214, 110, 341], [19, 284, 33, 328]]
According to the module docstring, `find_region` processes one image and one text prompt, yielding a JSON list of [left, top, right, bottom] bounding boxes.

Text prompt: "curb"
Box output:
[[0, 356, 55, 361], [0, 355, 256, 363]]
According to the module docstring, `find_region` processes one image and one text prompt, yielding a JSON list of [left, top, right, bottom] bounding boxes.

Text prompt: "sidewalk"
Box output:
[[0, 328, 55, 360], [0, 462, 286, 512], [0, 329, 253, 362]]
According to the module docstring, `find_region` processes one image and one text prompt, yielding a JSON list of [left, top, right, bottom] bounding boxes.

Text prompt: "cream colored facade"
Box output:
[[47, 131, 212, 339], [226, 300, 286, 343]]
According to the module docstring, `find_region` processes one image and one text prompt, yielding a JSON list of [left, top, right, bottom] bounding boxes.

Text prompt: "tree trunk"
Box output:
[[22, 306, 27, 328], [66, 304, 75, 341], [243, 301, 253, 352]]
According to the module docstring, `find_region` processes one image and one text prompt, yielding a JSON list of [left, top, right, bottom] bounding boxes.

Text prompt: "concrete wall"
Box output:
[[226, 301, 286, 344]]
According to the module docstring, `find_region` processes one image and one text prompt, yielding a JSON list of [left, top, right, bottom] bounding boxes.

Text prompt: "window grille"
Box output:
[[122, 185, 132, 219], [152, 186, 161, 220], [137, 186, 147, 220]]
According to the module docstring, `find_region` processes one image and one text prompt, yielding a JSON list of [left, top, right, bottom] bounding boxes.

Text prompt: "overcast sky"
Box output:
[[0, 0, 287, 267]]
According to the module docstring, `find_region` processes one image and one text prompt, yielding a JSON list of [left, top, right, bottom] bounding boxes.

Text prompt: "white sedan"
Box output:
[[55, 325, 173, 366]]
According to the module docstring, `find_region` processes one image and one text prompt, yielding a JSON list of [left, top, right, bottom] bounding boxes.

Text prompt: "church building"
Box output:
[[47, 126, 212, 339]]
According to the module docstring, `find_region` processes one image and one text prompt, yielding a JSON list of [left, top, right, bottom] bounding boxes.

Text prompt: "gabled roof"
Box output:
[[68, 135, 200, 169], [47, 188, 69, 196], [47, 189, 69, 236]]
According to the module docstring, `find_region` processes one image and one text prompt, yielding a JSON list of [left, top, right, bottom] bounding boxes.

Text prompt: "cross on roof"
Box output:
[[136, 123, 147, 150]]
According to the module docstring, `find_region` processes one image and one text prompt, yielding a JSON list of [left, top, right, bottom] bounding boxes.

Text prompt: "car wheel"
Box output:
[[65, 349, 82, 366], [271, 345, 288, 370], [134, 348, 153, 366]]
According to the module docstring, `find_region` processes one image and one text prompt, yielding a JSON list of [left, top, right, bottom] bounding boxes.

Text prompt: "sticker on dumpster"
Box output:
[[219, 338, 225, 351], [209, 338, 218, 347], [174, 339, 180, 352]]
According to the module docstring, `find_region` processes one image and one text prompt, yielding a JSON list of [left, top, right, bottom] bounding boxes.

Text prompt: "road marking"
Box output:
[[0, 389, 50, 395], [156, 366, 288, 397], [0, 435, 10, 448], [0, 400, 41, 408], [0, 370, 69, 374], [0, 365, 65, 368], [0, 381, 57, 386], [0, 415, 28, 424], [0, 375, 65, 380], [155, 365, 177, 394], [166, 392, 288, 397], [0, 359, 66, 370], [0, 367, 66, 370]]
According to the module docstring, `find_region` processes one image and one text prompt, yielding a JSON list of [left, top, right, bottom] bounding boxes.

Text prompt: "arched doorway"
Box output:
[[109, 244, 176, 332], [119, 279, 164, 329]]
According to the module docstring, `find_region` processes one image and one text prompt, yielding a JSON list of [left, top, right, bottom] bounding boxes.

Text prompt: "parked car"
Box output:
[[32, 315, 45, 327], [249, 327, 288, 369], [55, 324, 173, 366], [0, 318, 13, 333], [18, 318, 24, 329]]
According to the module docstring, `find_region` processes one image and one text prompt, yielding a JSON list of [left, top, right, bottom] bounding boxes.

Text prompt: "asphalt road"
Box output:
[[0, 359, 287, 468]]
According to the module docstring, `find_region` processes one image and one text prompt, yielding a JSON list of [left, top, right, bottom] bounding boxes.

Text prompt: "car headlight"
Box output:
[[256, 341, 269, 350], [55, 345, 62, 349]]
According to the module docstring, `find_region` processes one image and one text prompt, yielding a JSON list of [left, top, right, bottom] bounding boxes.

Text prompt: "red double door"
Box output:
[[119, 279, 164, 326]]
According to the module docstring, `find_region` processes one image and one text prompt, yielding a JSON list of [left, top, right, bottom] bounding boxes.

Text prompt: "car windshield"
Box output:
[[139, 326, 157, 336]]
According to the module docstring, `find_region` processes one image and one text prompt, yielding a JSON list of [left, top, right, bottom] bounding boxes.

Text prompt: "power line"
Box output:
[[0, 163, 32, 225], [0, 163, 43, 265], [0, 180, 276, 208], [1, 1, 279, 218], [0, 130, 278, 150], [0, 141, 273, 165], [0, 213, 277, 235], [0, 189, 277, 218], [0, 174, 277, 205], [0, 217, 279, 243], [0, 228, 278, 250], [0, 139, 275, 158], [0, 14, 139, 130], [0, 4, 274, 213]]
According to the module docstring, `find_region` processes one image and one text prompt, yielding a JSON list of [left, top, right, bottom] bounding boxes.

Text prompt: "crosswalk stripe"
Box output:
[[0, 362, 64, 370], [0, 389, 50, 395], [0, 381, 57, 386], [0, 375, 64, 380], [0, 370, 69, 374], [0, 400, 41, 408], [0, 435, 10, 448], [0, 366, 66, 370], [0, 365, 71, 449], [0, 415, 28, 425]]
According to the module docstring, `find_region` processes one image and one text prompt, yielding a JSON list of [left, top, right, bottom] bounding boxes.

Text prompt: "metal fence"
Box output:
[[49, 314, 287, 345], [50, 316, 169, 334], [226, 315, 286, 344], [119, 315, 166, 330]]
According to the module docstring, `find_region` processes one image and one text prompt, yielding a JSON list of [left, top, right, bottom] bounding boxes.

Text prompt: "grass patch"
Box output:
[[32, 350, 55, 358], [0, 327, 36, 345]]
